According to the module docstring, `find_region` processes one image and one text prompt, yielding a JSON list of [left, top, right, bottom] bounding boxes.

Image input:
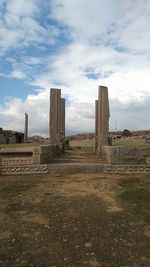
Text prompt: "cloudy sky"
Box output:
[[0, 0, 150, 136]]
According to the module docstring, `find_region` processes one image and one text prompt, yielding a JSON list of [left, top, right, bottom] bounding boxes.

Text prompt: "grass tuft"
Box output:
[[0, 181, 35, 197], [119, 179, 150, 225]]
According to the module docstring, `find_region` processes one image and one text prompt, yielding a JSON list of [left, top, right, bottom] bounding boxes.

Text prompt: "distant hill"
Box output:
[[66, 130, 150, 141], [28, 130, 150, 142], [29, 135, 45, 141]]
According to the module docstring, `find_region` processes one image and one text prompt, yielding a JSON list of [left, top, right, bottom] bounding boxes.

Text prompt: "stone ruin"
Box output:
[[95, 86, 110, 156], [24, 113, 28, 143], [49, 88, 65, 155], [95, 86, 150, 165], [0, 127, 24, 144], [0, 86, 150, 175], [0, 88, 66, 175]]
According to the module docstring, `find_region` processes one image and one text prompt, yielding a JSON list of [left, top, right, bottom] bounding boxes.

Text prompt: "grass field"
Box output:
[[0, 142, 43, 149], [0, 173, 150, 267], [113, 137, 150, 147]]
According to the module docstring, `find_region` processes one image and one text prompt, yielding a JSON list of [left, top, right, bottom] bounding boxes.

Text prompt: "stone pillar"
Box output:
[[60, 98, 65, 140], [0, 156, 2, 176], [60, 98, 65, 153], [49, 88, 61, 145], [24, 113, 28, 143], [95, 100, 98, 153], [97, 86, 110, 156]]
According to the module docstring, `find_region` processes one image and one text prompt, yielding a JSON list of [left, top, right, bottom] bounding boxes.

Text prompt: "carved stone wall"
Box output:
[[0, 162, 150, 175], [103, 164, 150, 173], [2, 157, 33, 166], [1, 164, 48, 175]]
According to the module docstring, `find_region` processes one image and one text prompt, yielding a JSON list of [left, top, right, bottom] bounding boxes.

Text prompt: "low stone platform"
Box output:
[[1, 150, 150, 175], [48, 163, 150, 174], [1, 163, 150, 175], [48, 163, 103, 174]]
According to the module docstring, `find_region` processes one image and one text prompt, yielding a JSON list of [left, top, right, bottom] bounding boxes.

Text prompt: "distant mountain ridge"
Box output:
[[29, 135, 45, 141], [29, 130, 150, 141]]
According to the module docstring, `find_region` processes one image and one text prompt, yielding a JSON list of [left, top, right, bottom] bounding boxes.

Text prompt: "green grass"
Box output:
[[119, 178, 141, 187], [119, 179, 150, 225], [0, 142, 45, 148], [113, 139, 150, 147], [113, 143, 150, 147], [100, 255, 116, 264], [65, 146, 74, 151]]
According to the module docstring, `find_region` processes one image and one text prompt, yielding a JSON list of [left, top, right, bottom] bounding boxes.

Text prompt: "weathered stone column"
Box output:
[[49, 88, 61, 145], [60, 98, 65, 153], [0, 156, 2, 176], [97, 86, 110, 156], [95, 100, 98, 153], [24, 113, 28, 143], [60, 98, 65, 140]]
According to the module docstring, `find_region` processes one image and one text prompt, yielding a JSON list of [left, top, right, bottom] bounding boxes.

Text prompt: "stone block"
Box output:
[[103, 145, 150, 165], [1, 164, 48, 175]]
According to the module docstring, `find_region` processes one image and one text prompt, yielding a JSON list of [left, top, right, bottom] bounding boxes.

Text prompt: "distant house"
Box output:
[[0, 128, 24, 144]]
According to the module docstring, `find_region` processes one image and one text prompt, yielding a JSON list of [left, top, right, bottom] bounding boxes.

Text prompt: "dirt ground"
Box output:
[[0, 173, 150, 267]]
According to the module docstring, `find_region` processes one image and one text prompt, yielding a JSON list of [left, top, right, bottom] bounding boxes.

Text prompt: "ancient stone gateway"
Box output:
[[49, 86, 110, 158]]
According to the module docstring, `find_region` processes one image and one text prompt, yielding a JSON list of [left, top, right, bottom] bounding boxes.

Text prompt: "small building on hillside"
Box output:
[[0, 128, 24, 144]]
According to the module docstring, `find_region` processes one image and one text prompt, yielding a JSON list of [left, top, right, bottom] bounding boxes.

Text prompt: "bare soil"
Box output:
[[0, 173, 150, 267]]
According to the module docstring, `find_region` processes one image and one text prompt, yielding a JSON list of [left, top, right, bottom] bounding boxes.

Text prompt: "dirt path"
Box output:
[[51, 151, 107, 163], [0, 173, 150, 267]]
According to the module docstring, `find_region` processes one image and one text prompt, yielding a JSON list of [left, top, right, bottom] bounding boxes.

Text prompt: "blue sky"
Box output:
[[0, 0, 150, 136]]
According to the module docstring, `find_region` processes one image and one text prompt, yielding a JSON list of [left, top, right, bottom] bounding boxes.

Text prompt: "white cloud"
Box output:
[[51, 0, 122, 39], [9, 70, 26, 79], [0, 0, 59, 53], [6, 0, 38, 17], [110, 95, 150, 131], [0, 91, 50, 136]]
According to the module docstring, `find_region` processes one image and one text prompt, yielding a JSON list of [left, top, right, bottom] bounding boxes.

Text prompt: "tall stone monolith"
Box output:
[[24, 113, 28, 143], [95, 100, 98, 153], [60, 98, 65, 140], [49, 88, 61, 145], [97, 86, 110, 156]]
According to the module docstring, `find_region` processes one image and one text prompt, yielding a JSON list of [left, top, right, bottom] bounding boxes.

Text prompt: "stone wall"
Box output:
[[0, 128, 24, 144], [0, 132, 16, 144], [0, 144, 59, 167], [103, 164, 150, 173], [48, 163, 150, 174], [69, 139, 95, 148], [0, 133, 5, 144], [103, 145, 150, 165], [145, 136, 150, 144], [2, 157, 33, 166], [1, 165, 48, 175], [0, 143, 69, 175], [1, 162, 150, 175], [32, 145, 58, 164], [48, 163, 103, 174]]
